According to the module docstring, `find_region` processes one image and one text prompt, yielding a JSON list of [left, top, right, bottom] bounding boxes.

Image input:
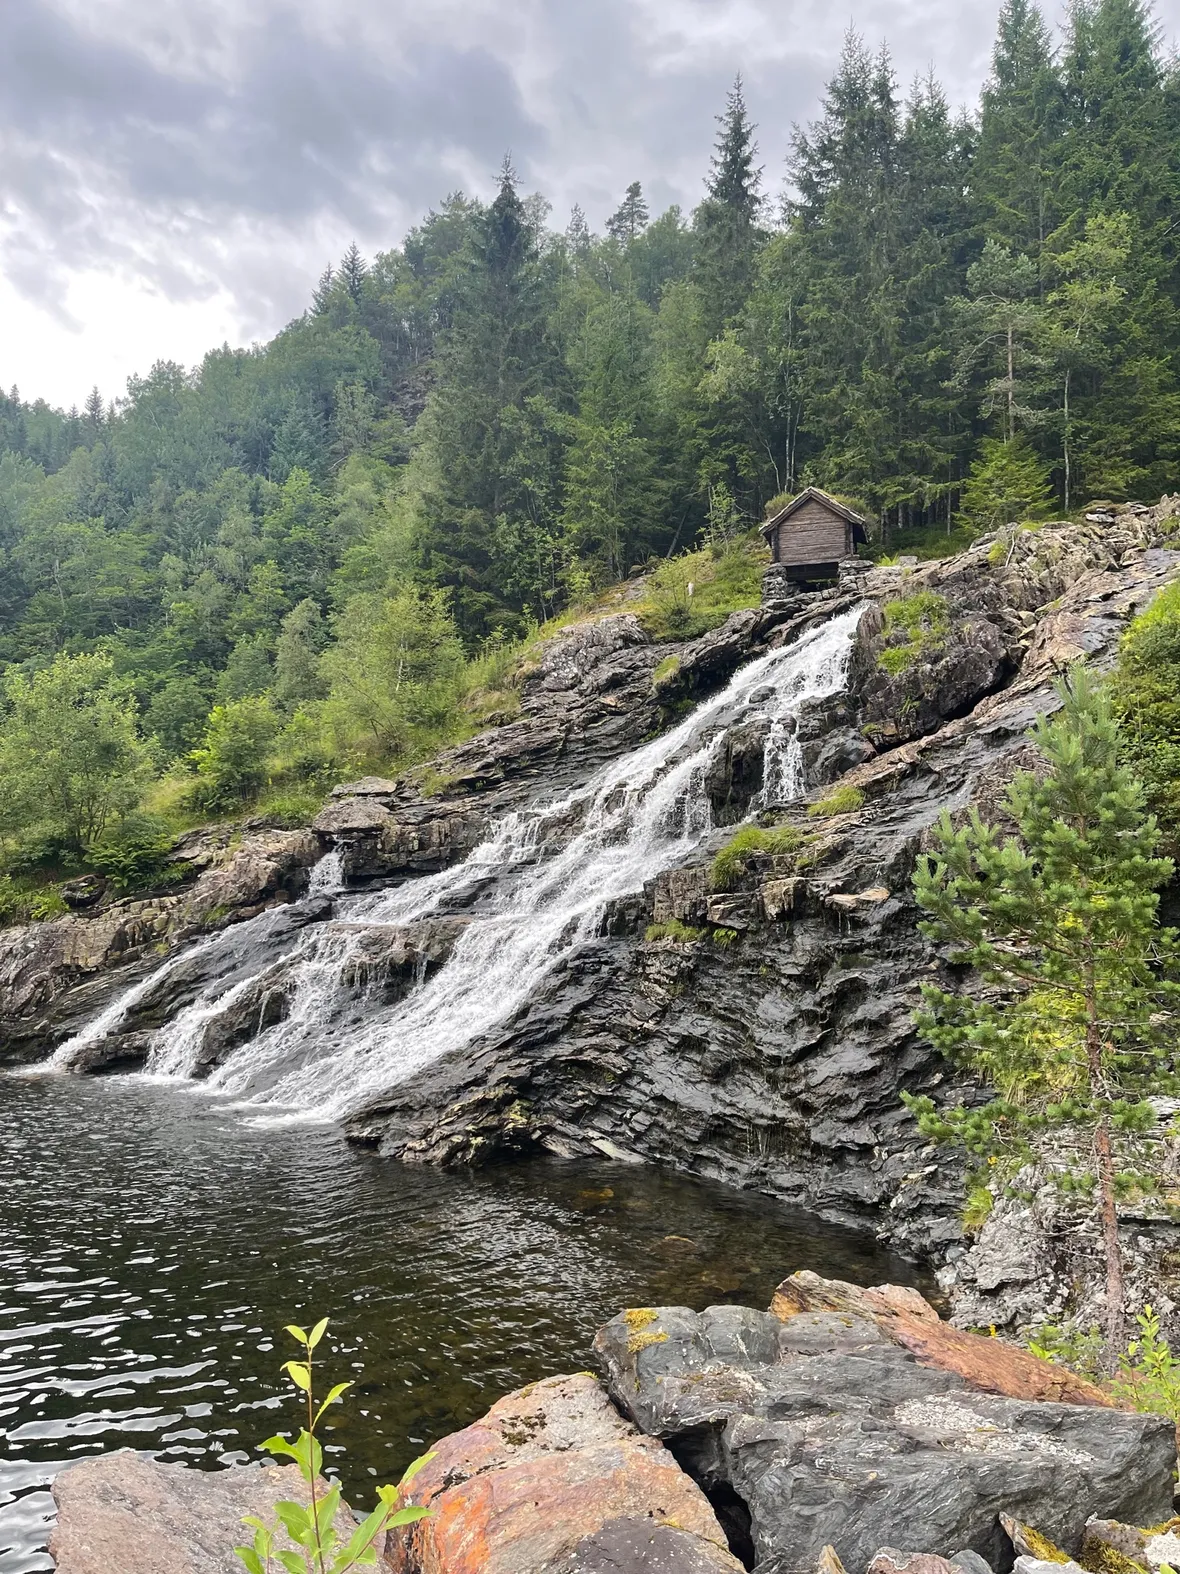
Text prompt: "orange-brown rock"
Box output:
[[770, 1271, 1115, 1410], [383, 1372, 742, 1574]]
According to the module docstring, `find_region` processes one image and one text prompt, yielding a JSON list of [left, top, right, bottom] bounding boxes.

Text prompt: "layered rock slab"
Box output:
[[594, 1301, 1174, 1574], [383, 1372, 743, 1574], [49, 1450, 328, 1574]]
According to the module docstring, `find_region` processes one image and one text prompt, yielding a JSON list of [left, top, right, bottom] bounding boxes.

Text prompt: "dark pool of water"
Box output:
[[0, 1074, 929, 1572]]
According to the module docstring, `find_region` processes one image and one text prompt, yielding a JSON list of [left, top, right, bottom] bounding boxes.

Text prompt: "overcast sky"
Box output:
[[4, 0, 1179, 411]]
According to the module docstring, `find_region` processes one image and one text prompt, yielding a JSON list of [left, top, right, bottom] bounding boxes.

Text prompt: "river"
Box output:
[[0, 1073, 926, 1573]]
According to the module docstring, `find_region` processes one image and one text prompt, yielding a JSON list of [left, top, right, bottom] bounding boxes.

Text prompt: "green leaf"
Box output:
[[285, 1325, 309, 1345], [314, 1483, 342, 1540], [276, 1551, 308, 1574], [261, 1435, 300, 1461], [398, 1450, 437, 1489], [386, 1506, 432, 1528], [274, 1500, 314, 1542], [332, 1502, 392, 1568], [307, 1317, 329, 1350], [312, 1381, 352, 1428], [234, 1547, 266, 1574], [283, 1360, 312, 1392]]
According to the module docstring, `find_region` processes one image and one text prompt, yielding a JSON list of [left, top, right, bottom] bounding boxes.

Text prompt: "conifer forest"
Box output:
[[1, 0, 1179, 886]]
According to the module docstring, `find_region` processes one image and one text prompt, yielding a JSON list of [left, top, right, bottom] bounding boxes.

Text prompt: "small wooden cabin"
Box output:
[[759, 488, 868, 581]]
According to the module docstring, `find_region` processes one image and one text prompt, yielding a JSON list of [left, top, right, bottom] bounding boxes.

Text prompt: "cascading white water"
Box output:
[[57, 607, 864, 1118]]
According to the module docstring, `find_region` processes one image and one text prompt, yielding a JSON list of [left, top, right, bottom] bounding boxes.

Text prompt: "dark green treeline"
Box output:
[[2, 0, 1179, 689]]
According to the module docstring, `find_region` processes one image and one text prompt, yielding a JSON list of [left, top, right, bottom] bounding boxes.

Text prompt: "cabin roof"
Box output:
[[758, 486, 868, 540]]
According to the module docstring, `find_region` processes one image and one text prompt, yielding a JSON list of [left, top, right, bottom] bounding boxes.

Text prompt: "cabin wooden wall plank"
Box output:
[[772, 500, 848, 564]]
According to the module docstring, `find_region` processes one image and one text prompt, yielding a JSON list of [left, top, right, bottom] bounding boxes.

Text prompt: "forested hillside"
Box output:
[[1, 0, 1179, 908]]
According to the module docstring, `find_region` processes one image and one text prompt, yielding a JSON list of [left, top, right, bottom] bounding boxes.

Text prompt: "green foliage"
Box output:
[[318, 588, 465, 762], [1109, 582, 1180, 852], [958, 436, 1055, 533], [807, 785, 865, 817], [905, 668, 1180, 1345], [652, 655, 681, 690], [189, 698, 282, 812], [636, 541, 764, 642], [710, 824, 804, 890], [0, 653, 153, 854], [878, 590, 952, 674], [87, 813, 180, 892], [1111, 1305, 1180, 1421], [1027, 1320, 1105, 1380], [0, 875, 68, 927], [1030, 1306, 1180, 1423], [711, 925, 740, 947], [961, 1182, 995, 1235], [645, 919, 706, 944], [235, 1318, 433, 1574], [254, 790, 327, 829]]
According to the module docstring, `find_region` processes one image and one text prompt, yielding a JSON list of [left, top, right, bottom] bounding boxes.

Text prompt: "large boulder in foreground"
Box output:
[[594, 1278, 1175, 1574], [384, 1372, 743, 1574], [50, 1450, 317, 1574]]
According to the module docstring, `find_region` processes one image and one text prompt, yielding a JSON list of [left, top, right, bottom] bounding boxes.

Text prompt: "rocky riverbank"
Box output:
[[48, 1272, 1179, 1574], [8, 502, 1180, 1313]]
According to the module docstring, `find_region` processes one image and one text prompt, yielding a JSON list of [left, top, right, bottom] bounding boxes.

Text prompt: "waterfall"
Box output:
[[55, 607, 864, 1118]]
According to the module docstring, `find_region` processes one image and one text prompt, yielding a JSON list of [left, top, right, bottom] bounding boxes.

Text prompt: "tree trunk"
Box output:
[[1094, 1114, 1125, 1359], [1084, 977, 1125, 1359], [1007, 326, 1015, 443]]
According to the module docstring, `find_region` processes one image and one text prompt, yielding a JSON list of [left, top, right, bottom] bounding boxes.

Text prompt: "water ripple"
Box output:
[[0, 1073, 927, 1573]]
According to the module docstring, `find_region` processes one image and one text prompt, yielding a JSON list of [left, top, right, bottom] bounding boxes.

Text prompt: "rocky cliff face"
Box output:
[[7, 505, 1180, 1276], [340, 508, 1180, 1258]]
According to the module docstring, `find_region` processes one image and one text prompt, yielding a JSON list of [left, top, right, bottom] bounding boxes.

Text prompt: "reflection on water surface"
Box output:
[[0, 1075, 927, 1572]]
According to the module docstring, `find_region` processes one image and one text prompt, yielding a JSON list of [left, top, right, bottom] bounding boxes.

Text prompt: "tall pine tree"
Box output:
[[694, 78, 764, 337]]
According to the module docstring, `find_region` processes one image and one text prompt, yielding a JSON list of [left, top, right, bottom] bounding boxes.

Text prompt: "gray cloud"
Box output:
[[3, 0, 1180, 393]]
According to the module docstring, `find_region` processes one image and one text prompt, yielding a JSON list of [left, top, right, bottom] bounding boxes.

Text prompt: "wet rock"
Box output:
[[594, 1296, 1174, 1574], [175, 830, 321, 931], [705, 721, 769, 825], [704, 894, 756, 930], [648, 868, 711, 926], [49, 1450, 334, 1574], [0, 900, 178, 1056], [60, 874, 107, 910], [383, 1372, 739, 1574]]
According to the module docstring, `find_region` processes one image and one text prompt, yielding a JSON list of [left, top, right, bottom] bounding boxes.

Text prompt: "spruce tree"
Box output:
[[607, 182, 650, 244], [975, 0, 1062, 259], [957, 434, 1054, 530], [311, 264, 334, 315], [905, 669, 1180, 1353], [694, 77, 763, 335], [951, 239, 1045, 443], [340, 244, 368, 304]]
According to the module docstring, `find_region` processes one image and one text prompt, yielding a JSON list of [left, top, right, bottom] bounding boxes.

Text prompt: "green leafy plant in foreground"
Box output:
[[1111, 1305, 1180, 1421], [235, 1318, 433, 1574], [1029, 1305, 1180, 1423]]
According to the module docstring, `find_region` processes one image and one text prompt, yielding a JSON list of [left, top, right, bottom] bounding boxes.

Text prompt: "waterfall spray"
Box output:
[[55, 606, 864, 1119]]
